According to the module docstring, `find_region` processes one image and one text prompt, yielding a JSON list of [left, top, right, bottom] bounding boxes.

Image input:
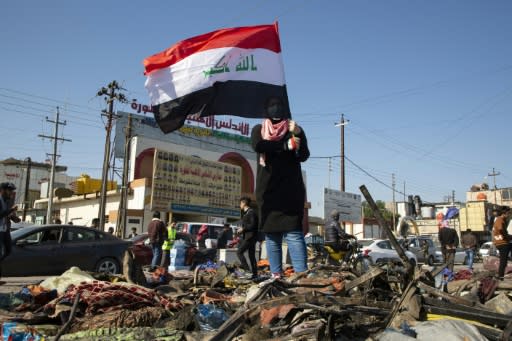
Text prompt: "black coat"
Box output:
[[324, 218, 350, 244], [438, 227, 458, 247], [241, 208, 258, 240], [251, 124, 310, 233], [216, 229, 230, 248]]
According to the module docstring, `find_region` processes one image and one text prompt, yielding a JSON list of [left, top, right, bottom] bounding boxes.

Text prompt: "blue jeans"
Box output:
[[266, 230, 307, 274], [465, 249, 475, 269], [151, 243, 163, 268]]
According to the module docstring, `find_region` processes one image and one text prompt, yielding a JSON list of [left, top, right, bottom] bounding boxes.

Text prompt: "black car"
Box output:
[[4, 224, 131, 276]]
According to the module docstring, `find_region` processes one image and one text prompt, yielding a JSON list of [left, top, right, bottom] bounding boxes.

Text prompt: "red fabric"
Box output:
[[259, 119, 289, 166], [144, 23, 281, 74], [197, 225, 208, 241], [45, 281, 182, 315], [454, 269, 473, 280], [261, 119, 289, 141]]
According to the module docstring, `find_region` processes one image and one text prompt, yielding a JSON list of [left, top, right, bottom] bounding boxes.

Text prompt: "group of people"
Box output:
[[147, 211, 178, 269], [439, 207, 511, 280]]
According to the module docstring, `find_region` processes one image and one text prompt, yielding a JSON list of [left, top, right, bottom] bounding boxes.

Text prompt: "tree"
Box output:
[[362, 200, 398, 223]]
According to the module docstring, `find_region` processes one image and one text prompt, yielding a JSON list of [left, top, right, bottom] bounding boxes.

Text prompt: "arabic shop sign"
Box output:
[[130, 100, 154, 114], [203, 53, 258, 78], [186, 115, 250, 136], [179, 126, 251, 144], [136, 113, 251, 143], [128, 101, 251, 137], [151, 149, 242, 218]]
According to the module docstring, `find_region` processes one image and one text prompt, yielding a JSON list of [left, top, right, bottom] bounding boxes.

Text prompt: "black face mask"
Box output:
[[270, 117, 284, 123], [266, 103, 283, 117]]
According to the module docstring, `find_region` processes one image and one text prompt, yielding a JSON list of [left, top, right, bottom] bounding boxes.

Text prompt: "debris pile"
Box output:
[[0, 257, 511, 341]]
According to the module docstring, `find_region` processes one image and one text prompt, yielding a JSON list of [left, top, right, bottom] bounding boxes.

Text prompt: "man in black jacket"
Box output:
[[324, 210, 355, 263], [237, 197, 258, 278], [438, 221, 458, 271]]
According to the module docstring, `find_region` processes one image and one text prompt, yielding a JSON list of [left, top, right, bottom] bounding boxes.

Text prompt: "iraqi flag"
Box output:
[[143, 23, 290, 134]]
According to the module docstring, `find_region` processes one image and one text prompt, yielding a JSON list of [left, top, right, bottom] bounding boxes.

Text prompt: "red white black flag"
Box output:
[[144, 23, 290, 133]]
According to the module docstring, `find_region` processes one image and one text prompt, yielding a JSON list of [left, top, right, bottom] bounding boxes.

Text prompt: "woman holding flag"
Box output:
[[251, 96, 310, 279]]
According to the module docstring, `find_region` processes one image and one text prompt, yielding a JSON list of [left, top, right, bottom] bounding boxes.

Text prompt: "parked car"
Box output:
[[478, 241, 496, 258], [403, 236, 436, 265], [359, 239, 418, 266], [5, 225, 130, 276], [129, 232, 195, 266], [434, 247, 467, 264]]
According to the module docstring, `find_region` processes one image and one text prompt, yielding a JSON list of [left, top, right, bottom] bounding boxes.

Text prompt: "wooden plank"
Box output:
[[344, 266, 384, 291], [417, 281, 479, 307], [424, 305, 511, 329], [386, 280, 418, 328], [359, 185, 413, 277]]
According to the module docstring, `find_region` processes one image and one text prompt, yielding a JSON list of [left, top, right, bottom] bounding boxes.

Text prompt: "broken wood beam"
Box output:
[[359, 185, 413, 278], [424, 304, 511, 329], [344, 266, 384, 291], [417, 282, 480, 307]]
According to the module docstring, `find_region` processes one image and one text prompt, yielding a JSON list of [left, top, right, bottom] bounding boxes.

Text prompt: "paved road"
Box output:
[[0, 276, 46, 294]]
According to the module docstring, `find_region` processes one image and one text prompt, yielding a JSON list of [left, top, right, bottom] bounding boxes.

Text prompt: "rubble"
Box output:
[[0, 190, 510, 340], [1, 257, 512, 340]]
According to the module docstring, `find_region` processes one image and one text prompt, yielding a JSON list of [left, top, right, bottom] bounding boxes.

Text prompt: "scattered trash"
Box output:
[[2, 251, 512, 341], [195, 304, 230, 331]]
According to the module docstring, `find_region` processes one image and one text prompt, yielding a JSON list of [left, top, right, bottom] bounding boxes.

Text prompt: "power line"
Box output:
[[0, 95, 104, 125], [0, 87, 99, 112], [0, 105, 104, 130]]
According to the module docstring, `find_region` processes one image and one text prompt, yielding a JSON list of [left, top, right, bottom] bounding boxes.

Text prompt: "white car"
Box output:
[[359, 239, 418, 267], [478, 242, 496, 258]]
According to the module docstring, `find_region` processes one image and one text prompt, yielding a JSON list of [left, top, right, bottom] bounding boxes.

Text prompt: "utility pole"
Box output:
[[452, 190, 455, 205], [327, 157, 332, 189], [488, 168, 500, 204], [335, 114, 349, 192], [38, 107, 71, 224], [392, 173, 396, 227], [22, 157, 31, 222], [403, 181, 406, 202], [97, 81, 127, 231], [116, 114, 132, 238]]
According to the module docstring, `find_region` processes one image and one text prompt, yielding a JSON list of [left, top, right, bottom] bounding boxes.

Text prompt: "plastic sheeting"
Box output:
[[375, 319, 488, 341], [39, 267, 94, 294]]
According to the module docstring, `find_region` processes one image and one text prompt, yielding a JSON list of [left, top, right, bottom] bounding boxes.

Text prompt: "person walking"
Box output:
[[438, 221, 458, 272], [251, 96, 310, 279], [237, 197, 258, 279], [492, 208, 510, 280], [0, 183, 18, 284], [160, 221, 177, 268], [147, 211, 166, 269], [461, 228, 478, 271]]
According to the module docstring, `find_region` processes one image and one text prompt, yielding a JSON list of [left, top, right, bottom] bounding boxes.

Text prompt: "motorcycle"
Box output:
[[322, 237, 373, 276]]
